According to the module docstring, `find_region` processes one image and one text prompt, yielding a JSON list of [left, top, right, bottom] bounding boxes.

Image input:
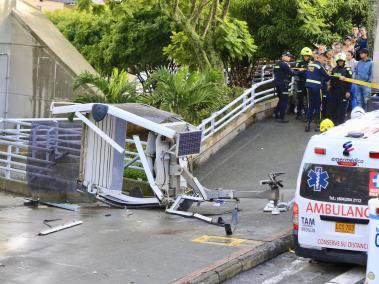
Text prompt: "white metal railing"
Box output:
[[0, 67, 291, 182], [0, 118, 82, 181], [124, 138, 146, 171], [0, 118, 147, 183], [198, 75, 295, 141]]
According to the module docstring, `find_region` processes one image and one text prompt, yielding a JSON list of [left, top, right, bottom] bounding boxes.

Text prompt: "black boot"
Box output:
[[305, 122, 311, 132], [314, 119, 320, 132]]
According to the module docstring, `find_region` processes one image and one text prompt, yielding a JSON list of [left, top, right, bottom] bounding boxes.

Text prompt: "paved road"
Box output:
[[227, 252, 365, 284], [196, 115, 313, 198]]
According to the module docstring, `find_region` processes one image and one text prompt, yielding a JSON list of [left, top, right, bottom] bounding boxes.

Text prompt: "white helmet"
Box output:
[[351, 106, 365, 119]]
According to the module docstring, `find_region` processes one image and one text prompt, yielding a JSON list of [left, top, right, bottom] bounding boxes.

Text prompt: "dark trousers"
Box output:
[[274, 84, 288, 119], [306, 88, 322, 123], [322, 90, 329, 119], [296, 85, 307, 117], [329, 88, 348, 125]]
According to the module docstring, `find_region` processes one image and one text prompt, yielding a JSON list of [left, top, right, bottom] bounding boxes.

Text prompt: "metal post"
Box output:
[[6, 145, 12, 179], [0, 53, 10, 124], [242, 93, 247, 112], [261, 65, 266, 82], [250, 88, 256, 107], [210, 113, 216, 134], [15, 123, 20, 154]]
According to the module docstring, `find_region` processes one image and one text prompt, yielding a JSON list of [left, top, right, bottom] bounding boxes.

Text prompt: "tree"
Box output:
[[230, 0, 370, 60], [161, 0, 256, 72], [102, 5, 173, 83], [140, 67, 227, 124], [73, 68, 138, 103], [47, 9, 114, 76], [47, 1, 173, 81]]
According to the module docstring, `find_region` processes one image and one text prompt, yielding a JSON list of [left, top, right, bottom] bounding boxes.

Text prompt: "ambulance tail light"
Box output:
[[314, 148, 326, 155], [369, 151, 379, 159], [376, 208, 379, 215], [293, 202, 299, 230]]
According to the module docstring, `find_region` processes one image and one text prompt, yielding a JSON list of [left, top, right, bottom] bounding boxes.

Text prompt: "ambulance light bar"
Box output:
[[369, 151, 379, 159], [314, 148, 326, 155]]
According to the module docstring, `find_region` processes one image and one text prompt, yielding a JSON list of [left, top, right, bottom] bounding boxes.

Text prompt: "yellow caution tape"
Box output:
[[331, 75, 379, 89], [342, 77, 379, 89]]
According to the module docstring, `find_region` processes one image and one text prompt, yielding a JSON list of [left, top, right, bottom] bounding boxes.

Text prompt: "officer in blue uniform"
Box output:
[[305, 52, 331, 132], [273, 51, 295, 123], [295, 47, 313, 120], [329, 53, 352, 125]]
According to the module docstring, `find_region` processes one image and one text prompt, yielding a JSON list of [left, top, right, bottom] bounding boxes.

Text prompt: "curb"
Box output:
[[173, 234, 293, 284]]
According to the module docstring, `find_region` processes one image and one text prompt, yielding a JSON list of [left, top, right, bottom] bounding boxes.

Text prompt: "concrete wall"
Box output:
[[0, 176, 151, 202], [0, 0, 97, 119]]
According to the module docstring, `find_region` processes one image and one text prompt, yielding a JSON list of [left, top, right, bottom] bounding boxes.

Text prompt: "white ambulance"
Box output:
[[293, 110, 379, 265]]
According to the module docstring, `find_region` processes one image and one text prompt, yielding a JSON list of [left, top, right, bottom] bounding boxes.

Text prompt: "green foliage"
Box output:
[[163, 31, 193, 67], [140, 67, 227, 124], [73, 68, 138, 103], [103, 5, 172, 78], [47, 0, 371, 88], [47, 2, 172, 79], [76, 0, 92, 12], [230, 0, 370, 59], [47, 9, 113, 75], [161, 0, 256, 71], [215, 18, 257, 64], [124, 168, 147, 181]]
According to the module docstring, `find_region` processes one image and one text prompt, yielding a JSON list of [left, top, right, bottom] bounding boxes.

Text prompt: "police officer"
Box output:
[[328, 53, 352, 125], [273, 51, 295, 123], [305, 52, 330, 132], [295, 47, 313, 120]]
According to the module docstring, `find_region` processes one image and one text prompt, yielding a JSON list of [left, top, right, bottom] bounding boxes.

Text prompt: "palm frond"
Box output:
[[73, 68, 138, 104], [143, 66, 226, 124], [73, 92, 106, 104], [73, 71, 109, 94]]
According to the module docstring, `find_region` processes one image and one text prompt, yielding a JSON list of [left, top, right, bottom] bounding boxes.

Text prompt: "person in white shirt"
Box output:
[[345, 50, 358, 108], [345, 50, 358, 76]]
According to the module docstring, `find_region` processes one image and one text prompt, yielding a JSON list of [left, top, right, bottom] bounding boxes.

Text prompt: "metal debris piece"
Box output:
[[41, 201, 80, 211], [38, 220, 83, 236], [24, 199, 80, 211], [23, 198, 39, 207], [43, 219, 62, 228]]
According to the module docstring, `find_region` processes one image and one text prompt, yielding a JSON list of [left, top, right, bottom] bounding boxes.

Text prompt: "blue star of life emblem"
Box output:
[[307, 167, 329, 192]]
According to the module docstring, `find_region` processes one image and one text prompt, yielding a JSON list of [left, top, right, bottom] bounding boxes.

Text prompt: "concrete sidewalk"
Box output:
[[0, 116, 312, 284]]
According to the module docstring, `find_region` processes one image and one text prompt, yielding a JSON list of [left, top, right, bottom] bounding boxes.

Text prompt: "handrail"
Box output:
[[198, 75, 295, 141]]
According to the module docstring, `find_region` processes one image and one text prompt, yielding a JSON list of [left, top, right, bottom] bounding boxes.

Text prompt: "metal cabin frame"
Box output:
[[52, 103, 287, 234]]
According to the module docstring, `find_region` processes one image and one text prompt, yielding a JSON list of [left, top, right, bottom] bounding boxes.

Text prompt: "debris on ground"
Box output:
[[38, 220, 83, 236], [24, 199, 80, 211], [41, 201, 80, 211]]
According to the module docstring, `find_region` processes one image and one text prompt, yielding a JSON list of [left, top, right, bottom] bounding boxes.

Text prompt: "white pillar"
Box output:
[[372, 1, 379, 83], [366, 198, 379, 283]]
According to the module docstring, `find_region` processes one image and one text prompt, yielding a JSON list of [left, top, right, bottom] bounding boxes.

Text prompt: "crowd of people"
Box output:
[[273, 26, 373, 132]]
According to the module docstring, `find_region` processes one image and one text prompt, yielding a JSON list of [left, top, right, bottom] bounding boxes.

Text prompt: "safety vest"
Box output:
[[305, 61, 330, 89]]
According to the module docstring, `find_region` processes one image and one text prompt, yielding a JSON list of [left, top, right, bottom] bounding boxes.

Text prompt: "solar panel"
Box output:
[[176, 131, 202, 157]]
